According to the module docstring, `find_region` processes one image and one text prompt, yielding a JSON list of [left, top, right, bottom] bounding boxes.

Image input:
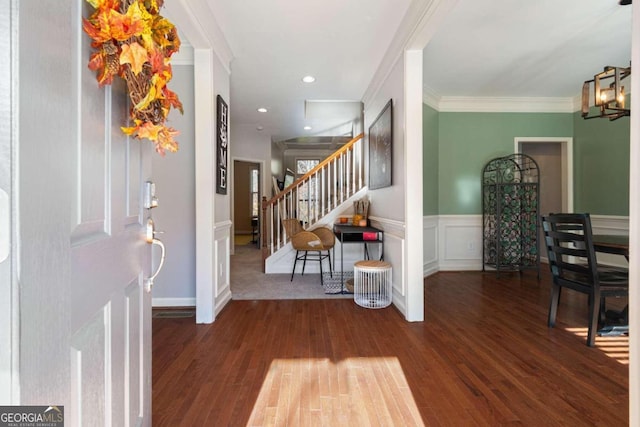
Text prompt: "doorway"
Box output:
[[233, 160, 261, 249], [515, 137, 574, 261]]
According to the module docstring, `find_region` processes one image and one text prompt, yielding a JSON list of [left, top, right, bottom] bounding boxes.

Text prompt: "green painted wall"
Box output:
[[423, 104, 439, 215], [423, 107, 630, 216], [573, 111, 629, 215], [437, 112, 573, 215]]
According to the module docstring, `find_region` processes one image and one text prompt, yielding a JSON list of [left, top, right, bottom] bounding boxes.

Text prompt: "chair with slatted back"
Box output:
[[282, 219, 335, 284], [541, 213, 628, 346]]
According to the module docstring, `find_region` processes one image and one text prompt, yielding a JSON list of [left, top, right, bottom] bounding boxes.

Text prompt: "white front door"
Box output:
[[8, 2, 154, 425]]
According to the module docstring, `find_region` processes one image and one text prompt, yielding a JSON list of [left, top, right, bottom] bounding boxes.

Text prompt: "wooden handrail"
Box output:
[[261, 131, 365, 263], [264, 133, 364, 206]]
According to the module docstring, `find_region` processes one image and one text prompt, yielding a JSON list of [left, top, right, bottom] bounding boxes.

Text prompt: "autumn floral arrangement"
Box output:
[[83, 0, 183, 155]]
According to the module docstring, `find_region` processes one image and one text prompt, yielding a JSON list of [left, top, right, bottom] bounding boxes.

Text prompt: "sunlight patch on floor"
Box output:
[[564, 327, 629, 364], [247, 357, 423, 426]]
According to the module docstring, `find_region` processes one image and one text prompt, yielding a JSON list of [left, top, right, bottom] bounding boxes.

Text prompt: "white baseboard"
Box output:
[[152, 297, 196, 308]]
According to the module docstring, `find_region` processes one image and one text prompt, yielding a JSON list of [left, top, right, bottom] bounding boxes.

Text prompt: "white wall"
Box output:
[[365, 59, 406, 223], [151, 63, 196, 305], [362, 57, 410, 317], [271, 141, 285, 179], [232, 124, 273, 203]]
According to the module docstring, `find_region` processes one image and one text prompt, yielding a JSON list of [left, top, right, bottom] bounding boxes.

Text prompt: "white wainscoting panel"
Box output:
[[424, 214, 629, 273], [214, 221, 232, 315], [438, 215, 483, 271], [369, 217, 406, 315], [423, 216, 438, 276]]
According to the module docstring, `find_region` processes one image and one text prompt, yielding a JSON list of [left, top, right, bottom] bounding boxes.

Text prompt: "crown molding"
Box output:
[[422, 85, 440, 110], [163, 0, 233, 74], [362, 0, 454, 106], [434, 96, 576, 113], [171, 43, 194, 66]]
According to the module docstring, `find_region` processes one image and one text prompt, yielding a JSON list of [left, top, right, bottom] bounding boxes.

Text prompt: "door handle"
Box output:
[[145, 217, 166, 292]]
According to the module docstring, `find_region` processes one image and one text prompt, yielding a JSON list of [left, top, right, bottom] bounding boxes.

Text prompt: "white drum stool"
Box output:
[[353, 260, 392, 309]]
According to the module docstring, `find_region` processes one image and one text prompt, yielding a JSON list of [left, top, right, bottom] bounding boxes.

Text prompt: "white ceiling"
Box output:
[[206, 0, 412, 142], [424, 0, 632, 100], [202, 0, 632, 144]]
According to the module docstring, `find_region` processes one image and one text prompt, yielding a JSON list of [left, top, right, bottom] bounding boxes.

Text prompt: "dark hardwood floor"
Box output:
[[152, 269, 629, 426]]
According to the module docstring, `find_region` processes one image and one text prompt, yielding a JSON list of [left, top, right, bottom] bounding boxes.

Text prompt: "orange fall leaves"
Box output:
[[83, 0, 183, 155]]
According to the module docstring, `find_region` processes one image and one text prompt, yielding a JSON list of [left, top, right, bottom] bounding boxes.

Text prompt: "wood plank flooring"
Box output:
[[152, 270, 629, 426]]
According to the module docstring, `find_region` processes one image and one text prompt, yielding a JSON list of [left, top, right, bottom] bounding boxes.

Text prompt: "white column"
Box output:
[[194, 48, 216, 323], [404, 49, 424, 321]]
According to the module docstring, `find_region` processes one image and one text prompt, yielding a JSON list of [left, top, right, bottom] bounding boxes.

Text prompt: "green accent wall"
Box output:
[[423, 104, 439, 215], [573, 111, 629, 215], [424, 107, 631, 216], [438, 112, 573, 215]]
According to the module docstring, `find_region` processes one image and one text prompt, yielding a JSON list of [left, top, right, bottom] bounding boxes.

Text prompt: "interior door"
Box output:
[[521, 142, 563, 260], [14, 2, 153, 425]]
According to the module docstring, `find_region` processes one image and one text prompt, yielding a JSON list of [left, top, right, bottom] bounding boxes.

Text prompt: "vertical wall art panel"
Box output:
[[368, 99, 393, 190], [216, 95, 229, 194]]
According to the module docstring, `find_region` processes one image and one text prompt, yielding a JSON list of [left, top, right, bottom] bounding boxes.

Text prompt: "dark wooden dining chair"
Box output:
[[541, 213, 629, 347]]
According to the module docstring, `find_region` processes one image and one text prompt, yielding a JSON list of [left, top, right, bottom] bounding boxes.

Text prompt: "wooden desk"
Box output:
[[333, 224, 384, 293], [592, 234, 629, 336]]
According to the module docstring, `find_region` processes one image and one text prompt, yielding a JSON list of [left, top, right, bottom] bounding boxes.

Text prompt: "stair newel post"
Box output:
[[261, 196, 268, 269]]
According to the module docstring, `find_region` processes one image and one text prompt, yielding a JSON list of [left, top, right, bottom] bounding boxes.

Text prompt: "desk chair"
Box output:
[[542, 213, 629, 347], [282, 219, 335, 284]]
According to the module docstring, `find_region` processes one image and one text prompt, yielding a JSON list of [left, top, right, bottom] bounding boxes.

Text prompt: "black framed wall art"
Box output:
[[368, 99, 393, 190], [216, 95, 229, 195]]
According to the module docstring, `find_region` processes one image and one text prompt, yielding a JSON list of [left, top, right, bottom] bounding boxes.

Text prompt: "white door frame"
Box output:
[[514, 137, 574, 213], [230, 157, 265, 256]]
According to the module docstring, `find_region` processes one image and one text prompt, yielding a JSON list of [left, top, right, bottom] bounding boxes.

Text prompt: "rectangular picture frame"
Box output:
[[368, 99, 393, 190]]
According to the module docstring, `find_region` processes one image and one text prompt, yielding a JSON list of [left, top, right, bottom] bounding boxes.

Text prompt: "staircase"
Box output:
[[261, 133, 365, 264]]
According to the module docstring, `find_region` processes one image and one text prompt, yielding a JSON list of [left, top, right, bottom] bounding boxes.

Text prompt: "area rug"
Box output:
[[322, 271, 354, 295]]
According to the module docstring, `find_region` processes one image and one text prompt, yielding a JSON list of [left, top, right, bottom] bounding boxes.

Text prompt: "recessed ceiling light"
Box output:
[[302, 76, 316, 83], [257, 107, 268, 113], [304, 126, 312, 130], [256, 125, 264, 131]]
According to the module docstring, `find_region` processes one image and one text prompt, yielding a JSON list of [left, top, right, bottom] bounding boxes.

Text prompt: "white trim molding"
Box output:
[[424, 214, 629, 273], [362, 0, 454, 106], [515, 136, 574, 213], [437, 215, 483, 271], [422, 83, 577, 114], [152, 298, 196, 308], [423, 216, 438, 277], [438, 96, 575, 113], [162, 0, 233, 72], [213, 221, 232, 317]]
